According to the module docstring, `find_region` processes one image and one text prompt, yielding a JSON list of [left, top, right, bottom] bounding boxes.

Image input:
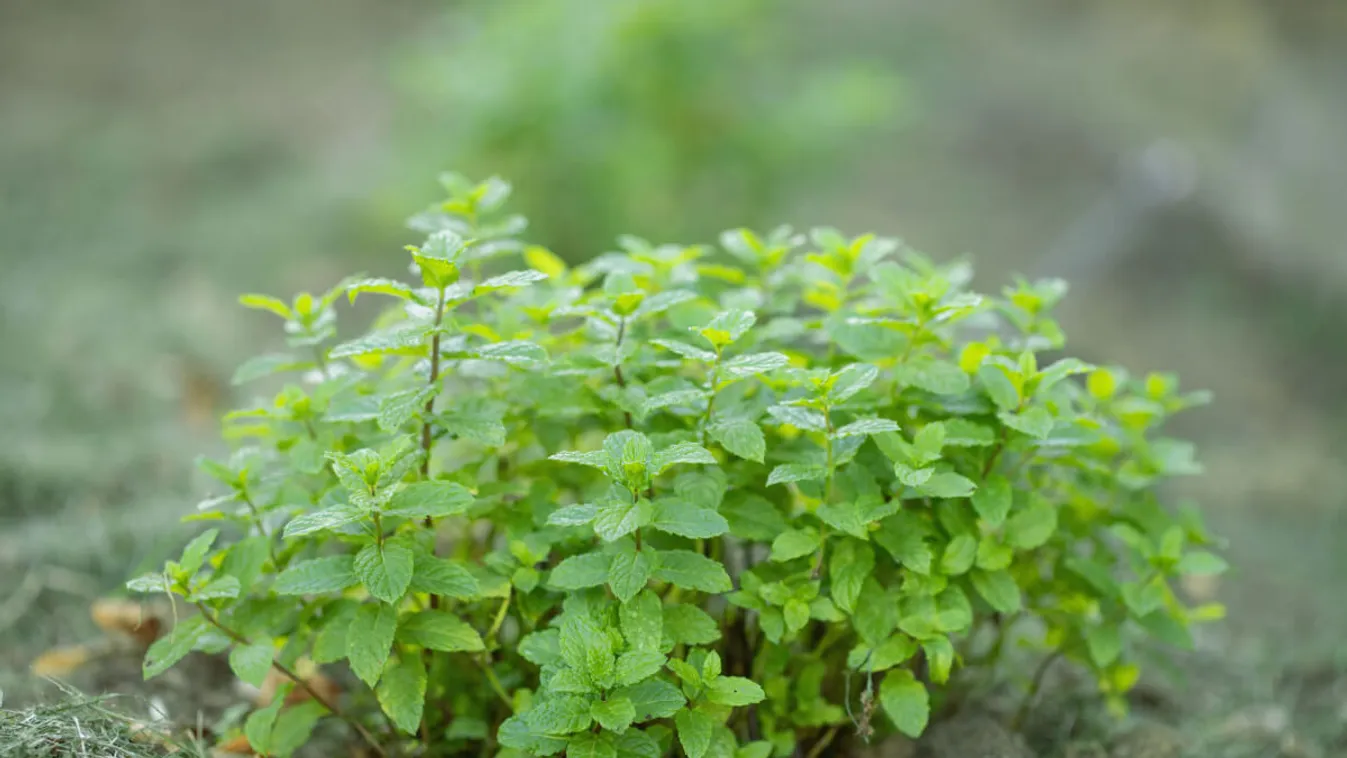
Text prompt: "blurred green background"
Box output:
[[2, 0, 1345, 754]]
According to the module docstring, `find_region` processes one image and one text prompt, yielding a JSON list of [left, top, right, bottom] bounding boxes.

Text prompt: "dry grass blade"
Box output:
[[0, 684, 206, 758]]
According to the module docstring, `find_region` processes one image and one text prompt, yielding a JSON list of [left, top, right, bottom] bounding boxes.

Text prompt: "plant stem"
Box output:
[[613, 317, 633, 429], [477, 656, 514, 711], [194, 605, 386, 756], [1012, 648, 1063, 730], [804, 725, 840, 758], [420, 288, 448, 494], [812, 407, 835, 579], [697, 349, 722, 444], [240, 492, 279, 568]]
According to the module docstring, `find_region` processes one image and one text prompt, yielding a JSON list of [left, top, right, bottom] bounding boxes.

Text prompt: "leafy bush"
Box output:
[[385, 0, 900, 259], [128, 174, 1225, 757]]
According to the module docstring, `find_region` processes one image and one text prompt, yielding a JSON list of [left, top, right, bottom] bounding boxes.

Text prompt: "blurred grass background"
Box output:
[[2, 0, 1345, 753]]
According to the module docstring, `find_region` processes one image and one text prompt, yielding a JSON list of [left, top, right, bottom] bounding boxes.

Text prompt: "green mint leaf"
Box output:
[[766, 405, 828, 432], [770, 528, 820, 563], [528, 695, 594, 736], [650, 500, 730, 539], [675, 709, 716, 758], [383, 481, 474, 520], [377, 652, 428, 735], [272, 556, 358, 596], [999, 406, 1054, 439], [228, 641, 274, 688], [244, 687, 286, 755], [569, 732, 619, 758], [650, 339, 717, 363], [916, 472, 977, 499], [615, 650, 667, 687], [396, 610, 485, 652], [766, 464, 826, 487], [232, 353, 311, 385], [879, 669, 930, 738], [354, 540, 415, 604], [615, 680, 686, 721], [609, 548, 658, 603], [898, 358, 971, 395], [594, 500, 647, 542], [238, 293, 292, 319], [719, 352, 789, 380], [619, 590, 664, 651], [970, 569, 1022, 614], [178, 529, 219, 577], [652, 443, 716, 475], [832, 418, 900, 438], [549, 503, 600, 527], [706, 676, 766, 706], [550, 552, 612, 590], [1005, 497, 1057, 550], [830, 540, 875, 614], [282, 506, 366, 540], [829, 364, 879, 402], [707, 419, 766, 463], [874, 513, 933, 574], [347, 603, 398, 687], [1177, 551, 1228, 576], [940, 535, 978, 576], [143, 616, 206, 680], [971, 475, 1012, 527], [720, 494, 788, 541], [268, 700, 325, 758], [653, 550, 732, 593], [662, 605, 721, 646], [409, 554, 479, 599]]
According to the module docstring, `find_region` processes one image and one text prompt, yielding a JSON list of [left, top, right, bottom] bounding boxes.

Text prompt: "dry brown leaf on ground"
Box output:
[[212, 733, 256, 756], [256, 659, 341, 706], [91, 597, 164, 647], [30, 643, 96, 677]]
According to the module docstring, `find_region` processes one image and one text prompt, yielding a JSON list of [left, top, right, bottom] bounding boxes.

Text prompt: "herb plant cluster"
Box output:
[[128, 174, 1225, 757]]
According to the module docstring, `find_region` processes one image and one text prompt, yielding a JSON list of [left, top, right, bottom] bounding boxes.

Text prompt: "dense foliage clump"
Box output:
[[128, 174, 1224, 757]]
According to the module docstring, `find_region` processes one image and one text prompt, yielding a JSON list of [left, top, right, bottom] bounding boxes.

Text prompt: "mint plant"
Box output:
[[128, 174, 1225, 757]]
